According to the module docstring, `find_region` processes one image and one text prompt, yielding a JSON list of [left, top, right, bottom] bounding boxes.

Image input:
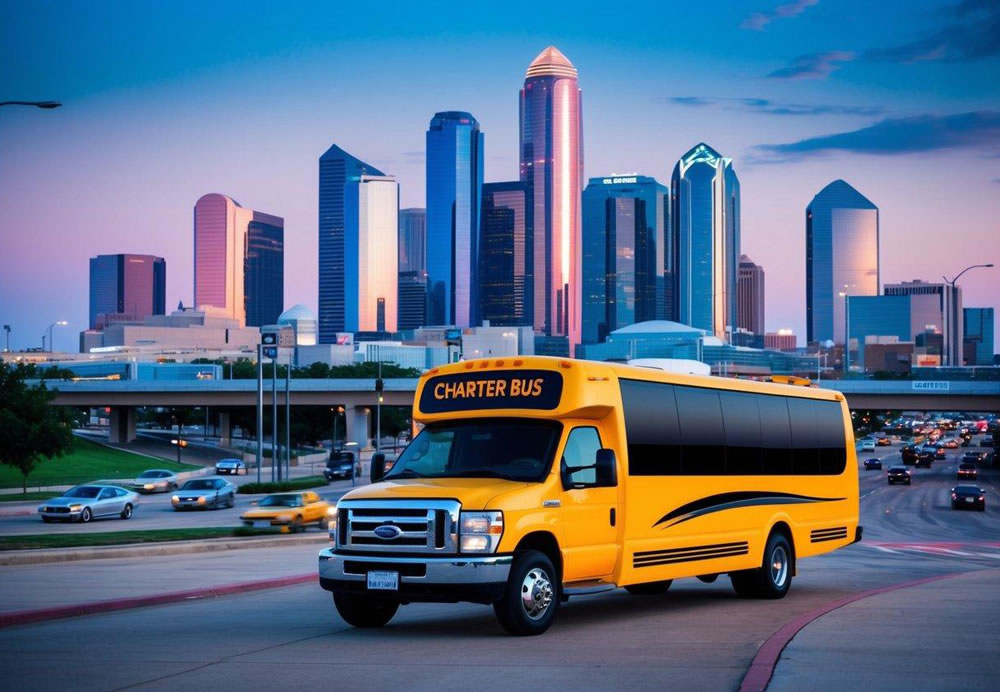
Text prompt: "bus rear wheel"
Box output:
[[730, 533, 793, 599], [625, 580, 672, 595]]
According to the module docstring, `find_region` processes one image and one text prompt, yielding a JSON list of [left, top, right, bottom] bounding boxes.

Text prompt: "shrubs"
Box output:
[[236, 476, 329, 494]]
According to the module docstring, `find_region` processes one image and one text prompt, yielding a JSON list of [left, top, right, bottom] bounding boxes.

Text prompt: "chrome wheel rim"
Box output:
[[520, 567, 554, 620], [770, 545, 788, 588]]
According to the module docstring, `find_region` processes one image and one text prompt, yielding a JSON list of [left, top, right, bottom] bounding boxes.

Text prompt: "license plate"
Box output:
[[253, 520, 270, 528], [966, 497, 974, 503], [367, 571, 399, 591]]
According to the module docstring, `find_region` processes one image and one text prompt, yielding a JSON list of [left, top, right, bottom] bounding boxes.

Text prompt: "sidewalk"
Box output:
[[767, 568, 1000, 690], [0, 542, 320, 616]]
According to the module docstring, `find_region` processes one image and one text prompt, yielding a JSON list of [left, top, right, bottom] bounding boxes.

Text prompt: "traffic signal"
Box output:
[[375, 378, 384, 393], [262, 332, 277, 346]]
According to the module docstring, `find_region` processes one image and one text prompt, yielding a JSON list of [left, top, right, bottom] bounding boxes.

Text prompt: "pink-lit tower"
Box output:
[[520, 46, 583, 350]]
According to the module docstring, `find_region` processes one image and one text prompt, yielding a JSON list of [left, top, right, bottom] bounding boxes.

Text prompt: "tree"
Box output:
[[0, 362, 76, 493]]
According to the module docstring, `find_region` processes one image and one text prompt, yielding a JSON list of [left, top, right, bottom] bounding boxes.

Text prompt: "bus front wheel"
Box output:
[[730, 533, 793, 599], [493, 549, 559, 636]]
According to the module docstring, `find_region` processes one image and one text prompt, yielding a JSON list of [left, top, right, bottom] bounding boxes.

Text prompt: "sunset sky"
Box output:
[[1, 0, 998, 352]]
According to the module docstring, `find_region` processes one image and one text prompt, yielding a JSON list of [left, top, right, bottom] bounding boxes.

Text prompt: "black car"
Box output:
[[957, 463, 978, 480], [981, 439, 995, 447], [888, 466, 911, 485], [962, 451, 986, 464], [960, 436, 972, 447], [914, 450, 934, 468], [901, 445, 918, 465], [323, 451, 358, 481], [864, 458, 883, 470], [951, 485, 985, 511]]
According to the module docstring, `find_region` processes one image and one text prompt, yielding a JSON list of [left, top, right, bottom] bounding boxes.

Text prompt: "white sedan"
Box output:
[[38, 485, 139, 523], [130, 469, 179, 494]]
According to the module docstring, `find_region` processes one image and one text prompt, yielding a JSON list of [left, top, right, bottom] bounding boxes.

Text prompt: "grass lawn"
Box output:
[[0, 491, 60, 503], [0, 437, 201, 490], [0, 527, 284, 551]]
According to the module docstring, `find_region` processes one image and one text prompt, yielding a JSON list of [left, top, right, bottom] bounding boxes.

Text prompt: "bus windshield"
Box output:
[[384, 418, 562, 483]]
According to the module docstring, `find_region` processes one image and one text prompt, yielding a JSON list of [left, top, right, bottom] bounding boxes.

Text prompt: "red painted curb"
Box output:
[[0, 509, 35, 518], [739, 570, 968, 692], [0, 573, 315, 628]]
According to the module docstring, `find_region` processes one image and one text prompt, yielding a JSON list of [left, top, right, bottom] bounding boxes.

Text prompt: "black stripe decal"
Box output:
[[811, 534, 847, 543], [653, 492, 845, 529], [634, 541, 749, 568], [811, 526, 848, 543]]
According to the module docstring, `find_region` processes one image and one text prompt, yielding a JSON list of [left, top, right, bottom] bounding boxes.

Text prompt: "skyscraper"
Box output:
[[426, 112, 484, 327], [519, 46, 584, 347], [581, 175, 668, 343], [344, 175, 398, 333], [806, 180, 879, 345], [318, 144, 384, 342], [480, 181, 533, 327], [670, 143, 740, 339], [884, 280, 962, 365], [89, 254, 166, 329], [398, 208, 427, 274], [398, 208, 428, 330], [194, 193, 283, 327], [737, 255, 765, 335], [963, 307, 995, 366]]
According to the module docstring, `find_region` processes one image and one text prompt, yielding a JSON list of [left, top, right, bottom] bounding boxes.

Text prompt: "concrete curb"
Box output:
[[0, 572, 316, 629], [739, 570, 970, 692], [0, 533, 329, 566], [0, 508, 36, 518]]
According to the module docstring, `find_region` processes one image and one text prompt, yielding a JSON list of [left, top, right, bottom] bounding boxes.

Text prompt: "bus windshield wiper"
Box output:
[[387, 469, 424, 479], [447, 468, 520, 481]]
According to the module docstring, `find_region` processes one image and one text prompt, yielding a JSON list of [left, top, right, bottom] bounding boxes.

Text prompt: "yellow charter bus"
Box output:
[[318, 356, 860, 635]]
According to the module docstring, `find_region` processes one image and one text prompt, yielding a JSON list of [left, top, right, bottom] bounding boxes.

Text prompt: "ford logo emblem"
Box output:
[[373, 524, 402, 540]]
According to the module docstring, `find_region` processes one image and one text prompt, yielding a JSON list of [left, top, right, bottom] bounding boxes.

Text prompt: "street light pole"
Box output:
[[256, 344, 263, 485], [0, 101, 61, 109], [942, 264, 994, 366], [284, 353, 290, 481], [43, 321, 67, 353], [3, 324, 10, 352]]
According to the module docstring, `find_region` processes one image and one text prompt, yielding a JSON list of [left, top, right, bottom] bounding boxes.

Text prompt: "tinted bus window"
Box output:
[[816, 400, 847, 474], [620, 380, 681, 475], [788, 400, 820, 474], [720, 391, 762, 475], [675, 386, 725, 474], [758, 395, 792, 475]]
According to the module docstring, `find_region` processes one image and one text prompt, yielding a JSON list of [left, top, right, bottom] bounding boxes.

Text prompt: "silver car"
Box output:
[[131, 469, 179, 494], [38, 484, 139, 523], [171, 477, 237, 510]]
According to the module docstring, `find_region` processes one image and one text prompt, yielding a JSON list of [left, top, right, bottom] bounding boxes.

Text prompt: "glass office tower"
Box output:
[[520, 46, 584, 347], [581, 175, 668, 344], [480, 181, 533, 327], [806, 180, 879, 345], [244, 212, 284, 327], [737, 255, 765, 335], [344, 175, 398, 333], [318, 144, 384, 342], [89, 254, 165, 329], [398, 208, 428, 329], [963, 307, 995, 365], [670, 143, 740, 339], [426, 112, 484, 328]]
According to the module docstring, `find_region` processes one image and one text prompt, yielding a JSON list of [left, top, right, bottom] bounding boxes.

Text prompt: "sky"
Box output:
[[1, 0, 998, 352]]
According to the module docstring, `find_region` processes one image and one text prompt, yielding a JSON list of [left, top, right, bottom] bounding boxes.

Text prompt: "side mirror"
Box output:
[[595, 448, 618, 487], [370, 453, 386, 483]]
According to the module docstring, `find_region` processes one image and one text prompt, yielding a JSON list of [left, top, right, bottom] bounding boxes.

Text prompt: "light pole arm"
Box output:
[[943, 263, 994, 286]]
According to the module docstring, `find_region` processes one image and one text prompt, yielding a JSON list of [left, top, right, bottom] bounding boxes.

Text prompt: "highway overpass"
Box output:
[[40, 375, 999, 445]]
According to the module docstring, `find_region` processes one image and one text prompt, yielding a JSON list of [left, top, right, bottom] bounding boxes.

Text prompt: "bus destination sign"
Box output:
[[419, 369, 564, 413]]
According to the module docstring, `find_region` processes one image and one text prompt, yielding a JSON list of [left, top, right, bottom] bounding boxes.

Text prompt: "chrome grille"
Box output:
[[335, 499, 460, 554]]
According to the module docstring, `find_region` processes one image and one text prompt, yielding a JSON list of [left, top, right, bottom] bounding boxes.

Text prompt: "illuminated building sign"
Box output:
[[602, 177, 638, 185]]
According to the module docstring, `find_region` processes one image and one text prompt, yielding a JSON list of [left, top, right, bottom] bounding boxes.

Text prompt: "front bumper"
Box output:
[[172, 500, 207, 510], [38, 508, 82, 520], [318, 548, 512, 604]]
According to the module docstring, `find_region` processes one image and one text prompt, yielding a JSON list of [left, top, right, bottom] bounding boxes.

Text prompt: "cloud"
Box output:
[[866, 0, 1000, 63], [766, 51, 855, 79], [741, 0, 819, 30], [752, 111, 1000, 162], [666, 96, 882, 117]]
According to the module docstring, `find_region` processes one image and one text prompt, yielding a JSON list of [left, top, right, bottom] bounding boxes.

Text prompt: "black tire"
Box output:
[[906, 480, 911, 485], [120, 503, 133, 520], [80, 507, 92, 523], [493, 550, 559, 636], [625, 580, 673, 595], [319, 516, 329, 530], [227, 493, 235, 509], [332, 592, 399, 628], [42, 516, 54, 523], [292, 515, 304, 533], [730, 532, 793, 599]]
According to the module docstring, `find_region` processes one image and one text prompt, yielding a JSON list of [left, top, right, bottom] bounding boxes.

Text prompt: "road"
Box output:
[[0, 435, 997, 690]]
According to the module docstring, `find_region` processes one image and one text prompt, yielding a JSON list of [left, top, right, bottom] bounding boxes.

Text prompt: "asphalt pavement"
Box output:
[[0, 435, 997, 690]]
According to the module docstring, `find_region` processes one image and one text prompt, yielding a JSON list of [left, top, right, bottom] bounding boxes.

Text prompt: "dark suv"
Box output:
[[901, 445, 918, 465], [324, 451, 358, 481], [888, 466, 911, 485]]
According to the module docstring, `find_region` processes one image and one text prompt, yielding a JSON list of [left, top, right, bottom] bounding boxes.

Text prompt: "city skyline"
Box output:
[[2, 1, 998, 351]]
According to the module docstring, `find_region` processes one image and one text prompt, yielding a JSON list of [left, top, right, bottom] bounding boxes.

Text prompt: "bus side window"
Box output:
[[675, 386, 725, 475], [562, 427, 602, 487], [758, 395, 792, 475], [720, 391, 762, 475], [788, 400, 820, 474]]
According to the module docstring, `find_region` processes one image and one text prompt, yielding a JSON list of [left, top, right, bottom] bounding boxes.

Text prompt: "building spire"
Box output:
[[526, 46, 578, 78]]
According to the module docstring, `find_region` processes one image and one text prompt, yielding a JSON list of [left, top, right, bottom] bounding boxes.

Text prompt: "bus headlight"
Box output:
[[459, 511, 503, 553], [327, 505, 338, 539]]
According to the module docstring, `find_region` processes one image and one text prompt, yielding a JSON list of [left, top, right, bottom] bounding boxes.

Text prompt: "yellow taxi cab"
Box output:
[[241, 491, 329, 532], [318, 356, 859, 635]]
